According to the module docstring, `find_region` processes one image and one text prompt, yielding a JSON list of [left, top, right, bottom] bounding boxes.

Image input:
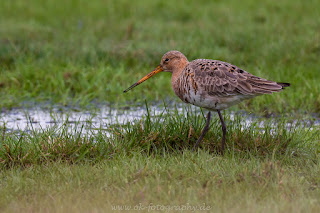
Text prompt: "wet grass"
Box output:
[[0, 0, 320, 113], [0, 106, 319, 212], [0, 106, 317, 168]]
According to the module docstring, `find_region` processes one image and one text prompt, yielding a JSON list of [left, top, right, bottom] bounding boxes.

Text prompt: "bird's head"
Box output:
[[123, 50, 188, 93]]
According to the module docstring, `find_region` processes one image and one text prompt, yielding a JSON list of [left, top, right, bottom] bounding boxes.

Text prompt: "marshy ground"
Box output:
[[1, 0, 320, 212]]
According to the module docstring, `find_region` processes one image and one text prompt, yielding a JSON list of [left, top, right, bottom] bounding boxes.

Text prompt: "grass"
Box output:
[[0, 106, 319, 212], [1, 154, 320, 213], [1, 0, 320, 212], [0, 0, 319, 112]]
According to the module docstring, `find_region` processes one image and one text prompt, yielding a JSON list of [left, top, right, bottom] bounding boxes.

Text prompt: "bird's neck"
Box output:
[[171, 60, 188, 85]]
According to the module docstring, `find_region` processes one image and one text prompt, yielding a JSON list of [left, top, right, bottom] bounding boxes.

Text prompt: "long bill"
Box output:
[[123, 65, 164, 93]]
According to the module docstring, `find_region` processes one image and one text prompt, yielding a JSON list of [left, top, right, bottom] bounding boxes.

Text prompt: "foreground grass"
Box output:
[[0, 0, 320, 112], [0, 107, 319, 212], [1, 154, 320, 213]]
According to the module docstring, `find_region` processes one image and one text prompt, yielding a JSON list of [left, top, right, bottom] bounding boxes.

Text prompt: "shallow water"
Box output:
[[0, 104, 319, 136], [0, 105, 187, 136]]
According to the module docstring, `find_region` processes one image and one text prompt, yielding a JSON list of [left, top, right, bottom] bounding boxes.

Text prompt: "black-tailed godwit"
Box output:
[[124, 50, 290, 154]]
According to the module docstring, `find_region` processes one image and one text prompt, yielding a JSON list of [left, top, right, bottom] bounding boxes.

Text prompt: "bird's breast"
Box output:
[[172, 71, 200, 105]]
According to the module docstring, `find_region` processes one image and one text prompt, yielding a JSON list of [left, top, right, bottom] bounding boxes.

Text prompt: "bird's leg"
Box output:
[[217, 110, 227, 155], [193, 111, 211, 151]]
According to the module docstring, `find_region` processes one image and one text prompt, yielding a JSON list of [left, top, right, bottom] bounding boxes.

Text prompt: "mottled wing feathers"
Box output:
[[188, 59, 288, 97]]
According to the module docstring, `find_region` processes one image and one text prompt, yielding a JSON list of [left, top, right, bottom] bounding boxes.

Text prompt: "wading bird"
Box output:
[[124, 51, 290, 154]]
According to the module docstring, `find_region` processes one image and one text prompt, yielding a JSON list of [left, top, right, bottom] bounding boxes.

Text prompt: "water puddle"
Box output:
[[0, 104, 319, 137], [0, 104, 187, 136]]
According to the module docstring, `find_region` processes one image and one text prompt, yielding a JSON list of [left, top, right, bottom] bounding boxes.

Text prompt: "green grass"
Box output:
[[0, 0, 319, 112], [0, 107, 319, 212], [1, 154, 320, 213], [1, 0, 320, 212]]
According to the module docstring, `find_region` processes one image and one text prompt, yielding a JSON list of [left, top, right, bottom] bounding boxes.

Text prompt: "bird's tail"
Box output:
[[277, 82, 291, 89]]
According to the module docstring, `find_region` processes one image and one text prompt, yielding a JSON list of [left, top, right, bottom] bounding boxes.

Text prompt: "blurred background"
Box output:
[[0, 0, 319, 113]]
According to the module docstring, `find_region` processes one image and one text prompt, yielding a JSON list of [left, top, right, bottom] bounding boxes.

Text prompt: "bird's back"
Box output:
[[172, 59, 290, 110]]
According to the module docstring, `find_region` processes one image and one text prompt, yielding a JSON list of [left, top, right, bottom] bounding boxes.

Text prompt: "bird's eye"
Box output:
[[164, 58, 170, 62]]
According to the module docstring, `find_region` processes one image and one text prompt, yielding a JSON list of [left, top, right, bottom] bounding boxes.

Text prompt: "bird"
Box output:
[[123, 50, 290, 154]]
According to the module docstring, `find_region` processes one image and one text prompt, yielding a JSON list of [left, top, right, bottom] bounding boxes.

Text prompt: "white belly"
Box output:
[[182, 90, 255, 111]]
